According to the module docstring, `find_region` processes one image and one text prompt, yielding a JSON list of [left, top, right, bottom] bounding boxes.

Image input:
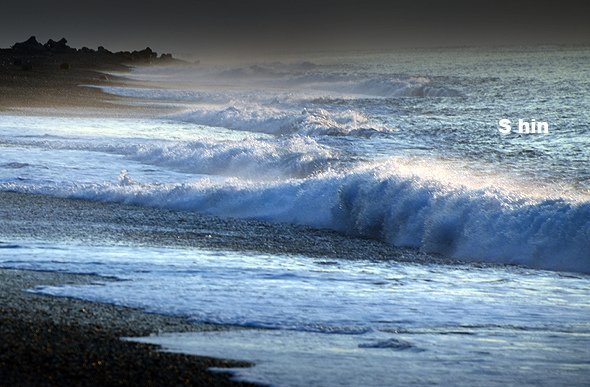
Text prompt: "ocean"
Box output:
[[1, 46, 589, 386]]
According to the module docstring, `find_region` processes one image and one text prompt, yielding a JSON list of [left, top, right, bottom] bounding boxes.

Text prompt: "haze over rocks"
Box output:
[[4, 36, 180, 71]]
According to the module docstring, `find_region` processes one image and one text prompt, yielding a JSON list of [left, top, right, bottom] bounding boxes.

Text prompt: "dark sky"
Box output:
[[2, 1, 590, 56]]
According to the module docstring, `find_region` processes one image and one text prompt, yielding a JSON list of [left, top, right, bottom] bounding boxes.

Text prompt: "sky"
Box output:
[[2, 0, 590, 56]]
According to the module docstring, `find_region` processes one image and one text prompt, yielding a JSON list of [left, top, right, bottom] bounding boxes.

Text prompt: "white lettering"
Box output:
[[498, 119, 511, 134], [498, 118, 549, 135], [518, 119, 530, 134]]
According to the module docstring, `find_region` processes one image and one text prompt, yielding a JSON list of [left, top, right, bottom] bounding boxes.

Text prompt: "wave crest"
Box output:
[[4, 162, 588, 273], [170, 106, 393, 136], [3, 135, 337, 180]]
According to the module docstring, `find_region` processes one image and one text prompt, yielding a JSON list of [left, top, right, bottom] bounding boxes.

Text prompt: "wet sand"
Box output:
[[0, 269, 258, 386], [0, 46, 180, 116], [0, 50, 261, 385], [0, 50, 124, 110], [0, 190, 433, 386], [0, 191, 432, 263], [0, 50, 442, 386]]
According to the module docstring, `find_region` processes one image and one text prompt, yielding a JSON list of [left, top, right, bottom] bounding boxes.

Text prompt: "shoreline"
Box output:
[[0, 190, 434, 386], [0, 37, 184, 116], [1, 37, 589, 387], [0, 191, 439, 265], [0, 46, 436, 384], [0, 268, 258, 386], [0, 55, 128, 112], [0, 63, 181, 118], [0, 43, 262, 385]]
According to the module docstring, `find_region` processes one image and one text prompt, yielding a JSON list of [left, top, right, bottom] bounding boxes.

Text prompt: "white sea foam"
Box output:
[[169, 105, 392, 136], [1, 135, 336, 180], [97, 86, 231, 104], [101, 68, 462, 99], [306, 76, 463, 98], [2, 242, 589, 387], [3, 161, 588, 273], [2, 48, 589, 387], [2, 49, 589, 274]]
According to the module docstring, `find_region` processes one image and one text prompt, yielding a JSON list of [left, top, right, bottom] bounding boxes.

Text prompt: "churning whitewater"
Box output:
[[1, 47, 589, 273], [1, 46, 590, 387]]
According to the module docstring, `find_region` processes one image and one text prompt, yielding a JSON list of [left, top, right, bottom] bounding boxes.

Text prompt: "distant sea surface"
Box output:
[[1, 46, 589, 386]]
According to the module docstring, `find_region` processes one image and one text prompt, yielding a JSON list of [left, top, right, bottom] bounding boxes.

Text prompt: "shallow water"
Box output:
[[1, 240, 588, 386], [1, 47, 589, 272], [0, 46, 589, 385], [131, 328, 590, 387]]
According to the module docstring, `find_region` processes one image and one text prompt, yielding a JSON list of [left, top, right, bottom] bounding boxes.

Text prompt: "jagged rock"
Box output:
[[44, 39, 56, 48], [141, 47, 156, 58], [131, 47, 158, 62], [44, 38, 74, 53], [5, 36, 178, 67], [79, 47, 95, 54], [116, 51, 133, 61], [97, 46, 112, 55], [12, 36, 44, 52]]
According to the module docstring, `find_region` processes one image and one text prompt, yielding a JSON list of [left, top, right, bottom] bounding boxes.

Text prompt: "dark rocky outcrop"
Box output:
[[97, 46, 112, 55], [131, 47, 157, 62], [79, 47, 95, 54], [11, 36, 44, 53], [4, 36, 182, 68], [44, 38, 75, 54]]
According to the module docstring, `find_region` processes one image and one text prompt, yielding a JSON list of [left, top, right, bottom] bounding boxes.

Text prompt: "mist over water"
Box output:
[[1, 45, 590, 386], [2, 46, 589, 272]]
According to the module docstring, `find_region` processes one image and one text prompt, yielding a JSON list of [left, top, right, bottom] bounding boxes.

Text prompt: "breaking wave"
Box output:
[[1, 136, 338, 180], [100, 64, 462, 101], [307, 76, 463, 98], [3, 162, 589, 273], [97, 86, 231, 104], [169, 106, 393, 136]]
